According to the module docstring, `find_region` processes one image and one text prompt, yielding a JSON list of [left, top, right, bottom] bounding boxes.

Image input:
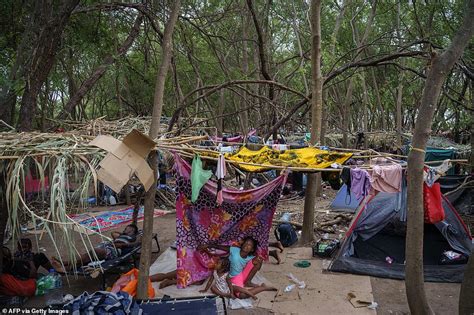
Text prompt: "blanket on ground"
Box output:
[[174, 154, 286, 288], [70, 206, 169, 233]]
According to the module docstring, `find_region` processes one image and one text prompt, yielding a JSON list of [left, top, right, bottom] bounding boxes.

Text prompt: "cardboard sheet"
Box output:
[[90, 129, 156, 193]]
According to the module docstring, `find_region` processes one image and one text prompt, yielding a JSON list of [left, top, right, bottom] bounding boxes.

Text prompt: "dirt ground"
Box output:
[[8, 187, 465, 314]]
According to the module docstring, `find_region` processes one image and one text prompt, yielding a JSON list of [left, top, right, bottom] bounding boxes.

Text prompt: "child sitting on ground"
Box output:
[[199, 256, 276, 299], [14, 238, 54, 275]]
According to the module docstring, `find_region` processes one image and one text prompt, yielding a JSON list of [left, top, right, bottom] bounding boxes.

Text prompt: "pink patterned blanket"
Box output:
[[174, 154, 286, 288]]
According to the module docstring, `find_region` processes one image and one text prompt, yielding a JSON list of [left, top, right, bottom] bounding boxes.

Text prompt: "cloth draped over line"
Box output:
[[369, 164, 403, 193], [174, 154, 286, 288], [191, 155, 213, 202], [350, 168, 371, 200], [216, 154, 226, 206], [227, 146, 353, 172]]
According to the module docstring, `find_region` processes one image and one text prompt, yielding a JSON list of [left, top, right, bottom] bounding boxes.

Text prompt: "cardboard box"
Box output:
[[90, 129, 156, 193]]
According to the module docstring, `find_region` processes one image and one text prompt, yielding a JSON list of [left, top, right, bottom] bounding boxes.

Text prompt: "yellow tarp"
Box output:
[[226, 146, 353, 172]]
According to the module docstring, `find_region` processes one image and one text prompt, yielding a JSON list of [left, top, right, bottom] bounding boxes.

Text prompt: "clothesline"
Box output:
[[158, 144, 468, 173]]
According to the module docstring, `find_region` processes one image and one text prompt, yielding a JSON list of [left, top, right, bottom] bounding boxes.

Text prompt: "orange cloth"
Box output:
[[111, 268, 155, 298], [0, 274, 36, 297]]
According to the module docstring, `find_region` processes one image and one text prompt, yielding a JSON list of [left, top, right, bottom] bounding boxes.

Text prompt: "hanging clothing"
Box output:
[[174, 154, 286, 288], [370, 164, 403, 193], [424, 159, 451, 187], [350, 168, 371, 200], [216, 154, 226, 206], [191, 154, 213, 202], [340, 167, 352, 191]]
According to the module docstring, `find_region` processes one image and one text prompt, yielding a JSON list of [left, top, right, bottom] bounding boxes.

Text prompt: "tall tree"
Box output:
[[57, 13, 144, 119], [136, 0, 181, 299], [16, 0, 79, 131], [459, 78, 474, 315], [405, 1, 474, 314], [301, 0, 322, 244]]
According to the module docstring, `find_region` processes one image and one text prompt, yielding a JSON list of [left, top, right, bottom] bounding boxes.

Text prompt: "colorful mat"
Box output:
[[69, 206, 170, 233]]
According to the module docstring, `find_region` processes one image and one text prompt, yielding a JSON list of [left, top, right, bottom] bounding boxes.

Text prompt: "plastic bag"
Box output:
[[111, 268, 155, 298], [287, 273, 306, 289], [423, 183, 444, 224]]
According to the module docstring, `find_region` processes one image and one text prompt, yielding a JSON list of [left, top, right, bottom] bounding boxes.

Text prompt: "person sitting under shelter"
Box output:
[[198, 237, 264, 289], [199, 256, 277, 299], [51, 224, 140, 272], [14, 238, 54, 274]]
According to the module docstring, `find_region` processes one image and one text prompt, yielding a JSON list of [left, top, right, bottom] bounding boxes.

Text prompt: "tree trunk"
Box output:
[[58, 14, 143, 119], [342, 80, 354, 148], [371, 68, 385, 130], [396, 80, 404, 148], [301, 0, 323, 244], [136, 0, 180, 299], [405, 2, 474, 314], [17, 0, 79, 131], [240, 10, 250, 135], [0, 161, 8, 272], [459, 76, 474, 315], [246, 0, 275, 141], [217, 89, 224, 137], [471, 81, 474, 172], [361, 75, 369, 135], [460, 253, 474, 315]]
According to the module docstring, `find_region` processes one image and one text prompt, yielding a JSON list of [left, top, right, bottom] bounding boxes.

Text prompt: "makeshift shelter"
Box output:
[[329, 184, 362, 213], [329, 181, 472, 283]]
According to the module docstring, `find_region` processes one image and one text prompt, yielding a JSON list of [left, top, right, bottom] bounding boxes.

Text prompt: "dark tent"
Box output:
[[329, 184, 362, 213], [329, 180, 472, 283]]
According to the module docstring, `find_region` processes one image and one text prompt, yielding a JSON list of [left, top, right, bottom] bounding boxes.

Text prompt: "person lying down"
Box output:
[[51, 224, 140, 272]]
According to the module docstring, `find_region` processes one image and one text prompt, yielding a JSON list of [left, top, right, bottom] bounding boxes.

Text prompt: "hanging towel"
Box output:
[[216, 153, 226, 205], [350, 168, 371, 200], [191, 154, 213, 202], [370, 164, 402, 193]]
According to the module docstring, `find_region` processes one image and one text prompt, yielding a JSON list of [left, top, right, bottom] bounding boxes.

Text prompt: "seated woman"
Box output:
[[15, 238, 54, 273], [51, 224, 140, 272], [198, 237, 265, 289], [199, 256, 276, 299]]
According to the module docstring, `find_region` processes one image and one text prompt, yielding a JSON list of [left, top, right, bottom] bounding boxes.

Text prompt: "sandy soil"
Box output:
[[8, 190, 465, 314]]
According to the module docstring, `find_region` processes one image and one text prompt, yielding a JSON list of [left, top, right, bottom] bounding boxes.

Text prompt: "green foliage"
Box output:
[[0, 0, 471, 138]]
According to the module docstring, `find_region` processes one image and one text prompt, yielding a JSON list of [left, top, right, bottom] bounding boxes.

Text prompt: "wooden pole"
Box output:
[[136, 0, 181, 299]]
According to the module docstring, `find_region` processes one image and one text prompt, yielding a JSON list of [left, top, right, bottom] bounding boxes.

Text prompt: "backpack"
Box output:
[[274, 223, 298, 247]]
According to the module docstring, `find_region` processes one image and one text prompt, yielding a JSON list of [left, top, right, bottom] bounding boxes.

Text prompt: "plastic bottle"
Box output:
[[35, 277, 46, 296], [49, 269, 62, 289]]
